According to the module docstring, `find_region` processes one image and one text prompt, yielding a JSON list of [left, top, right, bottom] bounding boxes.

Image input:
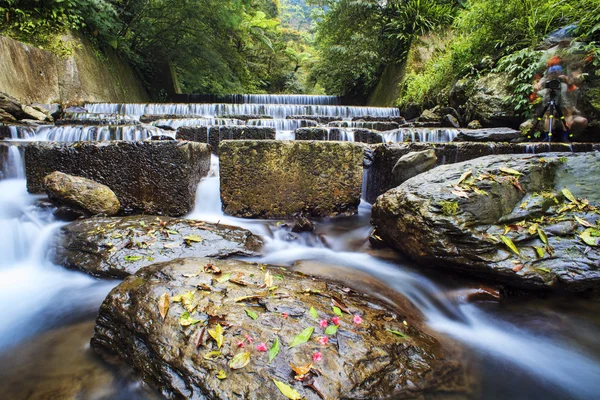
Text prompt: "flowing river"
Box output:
[[1, 95, 600, 399]]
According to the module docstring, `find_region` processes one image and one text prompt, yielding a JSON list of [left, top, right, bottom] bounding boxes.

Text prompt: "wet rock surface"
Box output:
[[372, 153, 600, 291], [220, 140, 364, 218], [365, 141, 600, 204], [91, 257, 471, 400], [286, 115, 339, 124], [25, 141, 210, 216], [454, 127, 522, 142], [294, 127, 384, 143], [51, 216, 263, 279], [43, 171, 121, 216], [177, 126, 276, 154], [465, 74, 520, 128], [392, 149, 437, 185]]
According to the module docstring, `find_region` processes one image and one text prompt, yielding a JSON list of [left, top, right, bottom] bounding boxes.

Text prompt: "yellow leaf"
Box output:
[[290, 363, 312, 378], [561, 188, 577, 203], [499, 167, 522, 176], [500, 235, 520, 255], [208, 324, 224, 349], [575, 216, 593, 228], [229, 351, 251, 369], [457, 169, 472, 185], [203, 351, 222, 360], [273, 379, 302, 400], [580, 228, 600, 246], [158, 292, 169, 320], [528, 223, 538, 235], [503, 225, 511, 235], [216, 370, 227, 380], [534, 246, 546, 258], [537, 227, 548, 245]]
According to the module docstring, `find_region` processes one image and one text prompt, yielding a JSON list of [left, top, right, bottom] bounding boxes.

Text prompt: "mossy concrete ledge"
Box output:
[[25, 141, 210, 216], [220, 140, 364, 218]]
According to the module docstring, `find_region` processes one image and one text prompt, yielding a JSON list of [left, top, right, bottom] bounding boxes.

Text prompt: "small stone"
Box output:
[[292, 216, 315, 233], [467, 120, 482, 129]]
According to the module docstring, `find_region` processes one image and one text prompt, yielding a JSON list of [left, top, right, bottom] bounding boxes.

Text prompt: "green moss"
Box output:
[[440, 200, 459, 216]]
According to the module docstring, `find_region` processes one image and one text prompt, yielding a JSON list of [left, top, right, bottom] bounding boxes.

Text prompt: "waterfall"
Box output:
[[381, 128, 459, 143]]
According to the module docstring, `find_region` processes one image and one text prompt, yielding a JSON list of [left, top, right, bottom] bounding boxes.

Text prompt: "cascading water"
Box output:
[[382, 128, 460, 143]]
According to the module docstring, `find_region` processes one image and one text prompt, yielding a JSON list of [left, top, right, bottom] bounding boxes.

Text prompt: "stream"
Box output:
[[1, 96, 600, 399]]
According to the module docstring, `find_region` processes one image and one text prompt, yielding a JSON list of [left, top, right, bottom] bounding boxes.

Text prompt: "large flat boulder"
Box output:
[[91, 257, 471, 400], [177, 126, 276, 154], [372, 153, 600, 291], [50, 216, 262, 279], [365, 142, 600, 204], [25, 141, 210, 216], [220, 140, 364, 218], [454, 127, 522, 142]]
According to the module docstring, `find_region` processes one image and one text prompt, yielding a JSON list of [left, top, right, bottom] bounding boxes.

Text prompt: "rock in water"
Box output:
[[220, 140, 364, 218], [25, 141, 210, 216], [392, 149, 437, 185], [43, 172, 120, 216], [372, 153, 600, 291], [51, 216, 263, 279], [292, 216, 315, 233], [91, 257, 471, 399], [454, 127, 522, 142]]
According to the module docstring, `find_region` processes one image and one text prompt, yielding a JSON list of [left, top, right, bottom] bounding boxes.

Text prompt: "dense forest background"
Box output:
[[1, 0, 599, 110]]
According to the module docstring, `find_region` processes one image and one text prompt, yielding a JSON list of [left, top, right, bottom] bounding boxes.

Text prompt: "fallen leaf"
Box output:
[[561, 188, 577, 203], [184, 234, 203, 244], [289, 327, 314, 348], [309, 307, 318, 320], [512, 264, 524, 272], [536, 267, 551, 273], [216, 370, 227, 380], [158, 293, 169, 320], [208, 324, 224, 349], [580, 228, 600, 246], [500, 235, 520, 255], [204, 263, 222, 274], [503, 225, 511, 235], [528, 223, 539, 235], [216, 273, 231, 283], [245, 309, 258, 320], [451, 190, 470, 199], [269, 338, 280, 362], [230, 272, 248, 286], [234, 295, 265, 303], [537, 227, 549, 245], [194, 327, 205, 348], [229, 351, 251, 369], [331, 297, 350, 314], [291, 363, 313, 378], [457, 169, 472, 185], [510, 177, 525, 193], [124, 255, 143, 262], [265, 270, 273, 287], [499, 167, 522, 176], [203, 351, 222, 360], [534, 246, 546, 258], [387, 329, 408, 338], [332, 306, 343, 317], [179, 312, 201, 327], [182, 273, 199, 278], [273, 379, 302, 400], [575, 216, 593, 228], [163, 242, 180, 249], [324, 325, 338, 335]]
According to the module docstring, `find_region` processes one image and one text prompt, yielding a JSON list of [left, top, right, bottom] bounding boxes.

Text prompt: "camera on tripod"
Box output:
[[545, 79, 561, 90]]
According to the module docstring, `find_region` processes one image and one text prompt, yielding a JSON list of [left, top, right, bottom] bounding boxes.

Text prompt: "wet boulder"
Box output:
[[465, 73, 520, 128], [177, 126, 276, 154], [43, 171, 120, 216], [392, 149, 437, 185], [25, 141, 210, 216], [51, 216, 263, 279], [220, 140, 364, 218], [454, 127, 522, 142], [372, 153, 600, 291], [417, 109, 440, 123], [91, 257, 471, 400]]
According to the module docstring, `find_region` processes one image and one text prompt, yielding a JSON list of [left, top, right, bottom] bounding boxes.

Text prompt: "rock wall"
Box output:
[[0, 33, 148, 104]]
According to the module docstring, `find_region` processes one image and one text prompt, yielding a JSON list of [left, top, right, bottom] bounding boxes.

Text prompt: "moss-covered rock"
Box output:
[[25, 141, 210, 216], [220, 140, 364, 218], [91, 257, 472, 399], [51, 216, 262, 279], [43, 172, 120, 216], [372, 153, 600, 291]]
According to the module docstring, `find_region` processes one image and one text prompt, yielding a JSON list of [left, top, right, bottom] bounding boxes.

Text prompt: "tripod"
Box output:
[[529, 85, 572, 142]]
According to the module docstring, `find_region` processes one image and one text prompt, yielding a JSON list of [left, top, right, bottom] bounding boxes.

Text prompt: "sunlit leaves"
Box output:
[[273, 379, 302, 400], [500, 235, 520, 255], [268, 337, 280, 362], [179, 312, 201, 327], [229, 351, 251, 369], [208, 324, 224, 349], [289, 327, 314, 348], [158, 293, 169, 320]]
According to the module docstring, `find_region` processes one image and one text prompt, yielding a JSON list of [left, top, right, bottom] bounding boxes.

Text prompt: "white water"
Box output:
[[382, 128, 460, 143]]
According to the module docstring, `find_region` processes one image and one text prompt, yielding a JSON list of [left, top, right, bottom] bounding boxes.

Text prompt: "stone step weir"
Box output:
[[172, 94, 341, 105], [84, 103, 401, 119]]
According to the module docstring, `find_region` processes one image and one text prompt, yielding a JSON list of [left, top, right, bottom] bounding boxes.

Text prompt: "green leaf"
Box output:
[[184, 234, 203, 243], [216, 273, 232, 283], [580, 228, 600, 246], [208, 324, 224, 349], [332, 306, 343, 316], [536, 267, 551, 273], [387, 329, 408, 338], [289, 327, 314, 348], [499, 167, 522, 176], [537, 228, 549, 245], [229, 351, 251, 369], [179, 312, 201, 327], [324, 325, 338, 335], [245, 309, 258, 320], [216, 370, 227, 379], [268, 337, 280, 362], [534, 246, 546, 258], [124, 255, 143, 262], [309, 307, 318, 320], [561, 188, 577, 203], [166, 229, 178, 235], [273, 379, 302, 400], [500, 235, 520, 255]]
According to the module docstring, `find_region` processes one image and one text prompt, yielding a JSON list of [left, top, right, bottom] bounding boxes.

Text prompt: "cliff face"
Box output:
[[0, 33, 149, 104]]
